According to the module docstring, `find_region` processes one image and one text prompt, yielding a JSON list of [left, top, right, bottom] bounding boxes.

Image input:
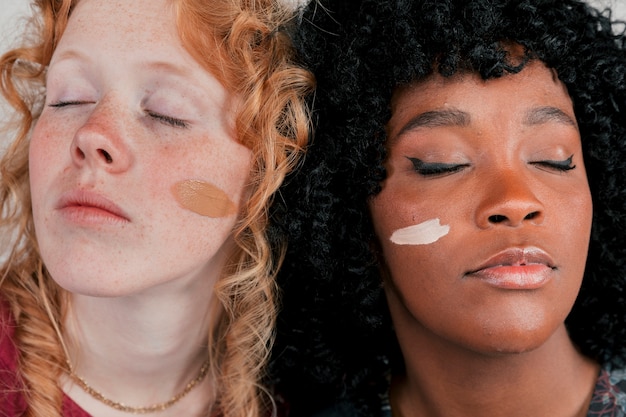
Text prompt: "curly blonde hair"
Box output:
[[0, 0, 313, 416]]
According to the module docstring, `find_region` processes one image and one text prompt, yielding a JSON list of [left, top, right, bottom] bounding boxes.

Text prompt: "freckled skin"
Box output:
[[29, 0, 253, 297]]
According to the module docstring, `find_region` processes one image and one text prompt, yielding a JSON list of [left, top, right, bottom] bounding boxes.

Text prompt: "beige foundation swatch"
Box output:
[[172, 180, 237, 218], [389, 218, 450, 245]]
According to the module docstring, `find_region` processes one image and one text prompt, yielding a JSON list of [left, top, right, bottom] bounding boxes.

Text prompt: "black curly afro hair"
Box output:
[[269, 0, 626, 415]]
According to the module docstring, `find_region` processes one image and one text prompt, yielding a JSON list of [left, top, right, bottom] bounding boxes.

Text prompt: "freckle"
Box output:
[[172, 180, 237, 218]]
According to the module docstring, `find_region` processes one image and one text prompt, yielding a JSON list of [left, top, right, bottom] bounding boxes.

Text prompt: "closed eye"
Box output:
[[407, 157, 470, 177], [529, 155, 575, 172], [48, 100, 93, 108], [147, 111, 189, 129]]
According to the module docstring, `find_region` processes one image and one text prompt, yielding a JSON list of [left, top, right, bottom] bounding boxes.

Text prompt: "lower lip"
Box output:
[[468, 264, 553, 290], [59, 206, 128, 225]]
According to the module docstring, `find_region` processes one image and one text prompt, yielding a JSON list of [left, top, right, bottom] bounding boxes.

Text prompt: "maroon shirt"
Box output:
[[0, 302, 91, 417]]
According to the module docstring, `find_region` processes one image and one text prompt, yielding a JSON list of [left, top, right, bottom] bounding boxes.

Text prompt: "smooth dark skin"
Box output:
[[369, 61, 599, 417]]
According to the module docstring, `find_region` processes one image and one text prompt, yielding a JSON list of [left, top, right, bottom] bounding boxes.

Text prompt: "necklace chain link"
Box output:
[[67, 358, 211, 414]]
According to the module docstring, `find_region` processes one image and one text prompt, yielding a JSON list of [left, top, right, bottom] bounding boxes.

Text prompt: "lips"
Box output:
[[56, 190, 130, 223], [466, 247, 556, 289]]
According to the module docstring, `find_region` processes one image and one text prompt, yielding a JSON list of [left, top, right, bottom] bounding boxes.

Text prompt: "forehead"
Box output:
[[394, 60, 562, 106], [49, 0, 226, 91], [54, 0, 181, 62], [388, 60, 574, 139]]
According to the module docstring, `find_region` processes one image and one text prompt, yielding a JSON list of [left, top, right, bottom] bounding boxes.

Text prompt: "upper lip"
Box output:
[[56, 189, 130, 221], [466, 247, 556, 275]]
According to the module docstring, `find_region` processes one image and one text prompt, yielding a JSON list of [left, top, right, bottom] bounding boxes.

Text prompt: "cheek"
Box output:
[[29, 119, 62, 192], [149, 138, 253, 219], [559, 186, 593, 274], [29, 121, 63, 242], [370, 191, 454, 285], [377, 228, 459, 333], [370, 186, 450, 247], [389, 218, 450, 245], [171, 179, 237, 218]]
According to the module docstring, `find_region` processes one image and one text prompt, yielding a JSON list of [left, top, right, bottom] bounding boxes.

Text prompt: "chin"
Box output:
[[464, 321, 563, 357], [485, 339, 547, 356], [53, 280, 132, 298], [47, 266, 142, 298]]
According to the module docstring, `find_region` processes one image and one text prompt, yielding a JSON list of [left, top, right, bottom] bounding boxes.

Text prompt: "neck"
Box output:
[[392, 323, 599, 417], [61, 276, 219, 416]]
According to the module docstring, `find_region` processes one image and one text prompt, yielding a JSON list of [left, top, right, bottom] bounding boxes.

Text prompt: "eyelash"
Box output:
[[49, 100, 90, 108], [530, 155, 576, 172], [146, 111, 189, 129], [407, 155, 576, 177], [49, 102, 189, 129], [407, 157, 469, 177]]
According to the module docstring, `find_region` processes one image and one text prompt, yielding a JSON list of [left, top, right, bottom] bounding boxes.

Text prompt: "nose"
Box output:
[[474, 168, 545, 228], [71, 99, 132, 173]]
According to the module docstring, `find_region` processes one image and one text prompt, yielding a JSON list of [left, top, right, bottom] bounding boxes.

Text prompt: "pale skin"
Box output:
[[28, 0, 253, 415], [370, 61, 599, 417], [61, 282, 217, 417]]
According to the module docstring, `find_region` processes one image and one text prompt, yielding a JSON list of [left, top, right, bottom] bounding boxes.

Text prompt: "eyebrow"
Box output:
[[392, 109, 470, 142], [391, 105, 577, 143], [49, 49, 92, 67], [142, 61, 194, 78], [50, 49, 193, 79], [523, 106, 578, 128]]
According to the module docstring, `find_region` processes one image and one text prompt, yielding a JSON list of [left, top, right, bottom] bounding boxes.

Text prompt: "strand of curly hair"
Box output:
[[176, 1, 313, 416]]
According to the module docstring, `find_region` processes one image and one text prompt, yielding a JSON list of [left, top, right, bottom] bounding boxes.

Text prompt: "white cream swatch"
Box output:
[[389, 218, 450, 245]]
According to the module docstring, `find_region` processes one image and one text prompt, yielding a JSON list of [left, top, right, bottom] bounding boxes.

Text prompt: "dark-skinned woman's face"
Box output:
[[369, 60, 592, 356]]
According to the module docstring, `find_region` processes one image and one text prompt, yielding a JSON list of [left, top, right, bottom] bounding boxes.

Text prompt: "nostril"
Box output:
[[75, 148, 86, 160], [98, 149, 113, 163], [524, 211, 540, 221], [488, 214, 507, 223]]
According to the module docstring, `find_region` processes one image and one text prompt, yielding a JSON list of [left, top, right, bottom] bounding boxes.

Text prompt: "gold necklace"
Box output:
[[66, 357, 211, 414]]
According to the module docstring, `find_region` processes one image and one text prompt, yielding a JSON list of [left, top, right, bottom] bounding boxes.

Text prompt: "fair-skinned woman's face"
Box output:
[[369, 61, 592, 355], [30, 0, 252, 297]]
